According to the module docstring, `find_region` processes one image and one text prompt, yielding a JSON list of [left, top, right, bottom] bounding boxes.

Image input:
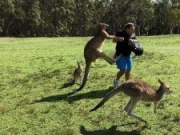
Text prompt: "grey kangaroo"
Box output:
[[71, 23, 115, 95], [73, 61, 83, 84], [90, 79, 172, 123]]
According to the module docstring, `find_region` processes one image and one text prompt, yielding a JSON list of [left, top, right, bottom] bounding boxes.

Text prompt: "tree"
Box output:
[[0, 0, 14, 36], [152, 0, 171, 34], [0, 0, 180, 36], [22, 0, 42, 36], [169, 0, 180, 34]]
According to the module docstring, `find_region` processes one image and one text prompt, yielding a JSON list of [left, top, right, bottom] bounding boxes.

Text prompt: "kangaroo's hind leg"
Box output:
[[124, 99, 132, 112], [96, 49, 115, 65], [126, 98, 148, 123]]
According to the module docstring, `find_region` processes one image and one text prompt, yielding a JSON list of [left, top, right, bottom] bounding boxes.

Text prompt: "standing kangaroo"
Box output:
[[72, 23, 115, 95], [73, 61, 83, 84], [90, 79, 172, 123]]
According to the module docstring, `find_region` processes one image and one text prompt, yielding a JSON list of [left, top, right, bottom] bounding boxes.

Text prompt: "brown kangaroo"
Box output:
[[73, 61, 83, 84], [90, 79, 172, 123], [72, 23, 115, 95]]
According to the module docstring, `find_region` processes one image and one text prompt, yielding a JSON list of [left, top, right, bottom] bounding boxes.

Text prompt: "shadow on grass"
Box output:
[[80, 125, 145, 135], [34, 87, 113, 104], [60, 81, 75, 89]]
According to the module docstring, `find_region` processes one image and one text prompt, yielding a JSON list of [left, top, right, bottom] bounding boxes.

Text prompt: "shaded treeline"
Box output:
[[0, 0, 180, 37]]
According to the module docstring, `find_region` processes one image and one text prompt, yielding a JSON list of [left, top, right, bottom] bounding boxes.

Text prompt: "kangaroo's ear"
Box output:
[[158, 79, 164, 85]]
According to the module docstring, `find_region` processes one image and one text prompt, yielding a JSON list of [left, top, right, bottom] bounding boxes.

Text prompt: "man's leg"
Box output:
[[125, 70, 131, 81], [114, 70, 125, 87], [116, 70, 125, 80], [114, 56, 126, 87], [125, 56, 132, 81]]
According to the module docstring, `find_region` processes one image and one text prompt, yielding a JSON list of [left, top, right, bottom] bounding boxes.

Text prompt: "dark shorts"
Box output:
[[116, 56, 132, 71]]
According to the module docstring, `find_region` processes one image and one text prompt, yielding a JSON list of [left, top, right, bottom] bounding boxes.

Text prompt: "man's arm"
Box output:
[[129, 34, 137, 44], [112, 31, 124, 43], [113, 36, 124, 42], [129, 39, 137, 43]]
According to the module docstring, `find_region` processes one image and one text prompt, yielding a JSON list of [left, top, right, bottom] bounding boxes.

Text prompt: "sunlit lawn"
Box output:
[[0, 35, 180, 135]]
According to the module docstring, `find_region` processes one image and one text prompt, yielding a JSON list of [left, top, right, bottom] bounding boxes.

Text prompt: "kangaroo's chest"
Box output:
[[86, 36, 105, 49], [141, 90, 157, 102]]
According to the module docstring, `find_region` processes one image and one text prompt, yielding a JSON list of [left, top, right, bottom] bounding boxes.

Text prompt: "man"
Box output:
[[112, 23, 137, 87]]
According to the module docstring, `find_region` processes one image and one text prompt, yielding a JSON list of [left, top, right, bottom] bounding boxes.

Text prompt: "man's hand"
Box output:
[[113, 36, 124, 42], [129, 39, 137, 44]]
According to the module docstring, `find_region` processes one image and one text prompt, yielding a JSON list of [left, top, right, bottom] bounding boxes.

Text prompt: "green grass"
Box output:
[[0, 35, 180, 135]]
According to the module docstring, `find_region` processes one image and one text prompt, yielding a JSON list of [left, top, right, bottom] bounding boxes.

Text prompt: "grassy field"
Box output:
[[0, 35, 180, 135]]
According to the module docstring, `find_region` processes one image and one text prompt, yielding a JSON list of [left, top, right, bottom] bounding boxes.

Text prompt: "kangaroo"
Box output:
[[73, 61, 83, 84], [90, 79, 172, 123], [72, 23, 115, 95]]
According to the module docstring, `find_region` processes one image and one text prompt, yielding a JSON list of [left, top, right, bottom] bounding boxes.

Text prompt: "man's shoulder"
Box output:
[[115, 30, 124, 36]]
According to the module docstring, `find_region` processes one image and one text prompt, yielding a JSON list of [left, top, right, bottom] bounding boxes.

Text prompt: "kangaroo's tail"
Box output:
[[76, 61, 92, 92], [90, 86, 122, 112]]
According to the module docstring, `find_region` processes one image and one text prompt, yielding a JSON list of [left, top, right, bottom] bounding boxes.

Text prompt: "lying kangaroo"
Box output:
[[72, 23, 115, 95], [73, 61, 83, 84], [90, 79, 172, 123]]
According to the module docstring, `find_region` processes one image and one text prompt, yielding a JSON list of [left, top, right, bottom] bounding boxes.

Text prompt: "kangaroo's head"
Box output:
[[77, 61, 83, 69], [98, 23, 109, 30], [158, 79, 172, 94]]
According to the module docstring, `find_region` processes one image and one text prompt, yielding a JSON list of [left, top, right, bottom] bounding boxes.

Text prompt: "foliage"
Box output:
[[0, 0, 180, 36]]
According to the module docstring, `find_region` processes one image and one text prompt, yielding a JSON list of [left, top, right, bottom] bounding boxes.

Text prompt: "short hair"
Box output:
[[124, 23, 135, 29]]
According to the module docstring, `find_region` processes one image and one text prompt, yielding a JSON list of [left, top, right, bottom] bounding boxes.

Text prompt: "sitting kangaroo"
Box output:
[[73, 61, 83, 84], [90, 79, 172, 123], [71, 23, 115, 95]]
